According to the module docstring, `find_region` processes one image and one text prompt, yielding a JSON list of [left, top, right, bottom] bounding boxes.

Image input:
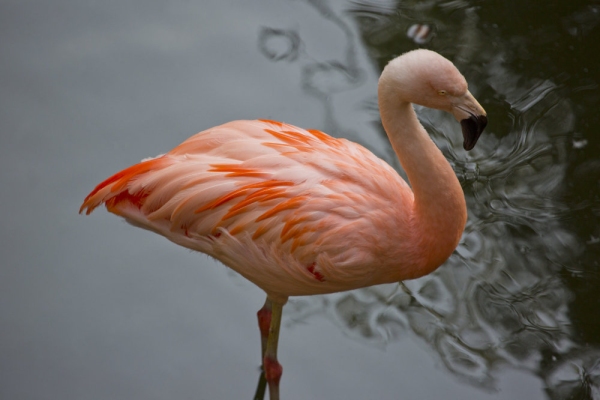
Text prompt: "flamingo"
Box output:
[[80, 49, 487, 400]]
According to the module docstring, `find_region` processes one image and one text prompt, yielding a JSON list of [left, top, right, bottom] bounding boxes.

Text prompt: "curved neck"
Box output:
[[378, 78, 467, 275]]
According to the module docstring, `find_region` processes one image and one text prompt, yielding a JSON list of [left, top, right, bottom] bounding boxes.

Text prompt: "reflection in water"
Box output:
[[258, 28, 301, 62], [406, 24, 434, 45], [563, 4, 600, 39], [258, 0, 364, 134], [545, 348, 600, 400], [259, 0, 600, 398]]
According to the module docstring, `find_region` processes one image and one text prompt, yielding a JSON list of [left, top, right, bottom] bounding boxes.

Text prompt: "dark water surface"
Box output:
[[1, 0, 599, 399]]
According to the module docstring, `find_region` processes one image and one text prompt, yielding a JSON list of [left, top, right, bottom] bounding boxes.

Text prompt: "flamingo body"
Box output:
[[81, 119, 426, 301]]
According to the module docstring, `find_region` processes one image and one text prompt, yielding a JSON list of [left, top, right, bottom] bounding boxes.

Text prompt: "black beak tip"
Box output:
[[461, 114, 487, 151]]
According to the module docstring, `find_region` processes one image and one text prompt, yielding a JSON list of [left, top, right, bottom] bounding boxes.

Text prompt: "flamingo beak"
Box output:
[[460, 114, 488, 151], [451, 91, 487, 151]]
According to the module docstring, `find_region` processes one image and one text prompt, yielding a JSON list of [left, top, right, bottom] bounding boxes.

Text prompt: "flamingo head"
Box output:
[[381, 49, 488, 150]]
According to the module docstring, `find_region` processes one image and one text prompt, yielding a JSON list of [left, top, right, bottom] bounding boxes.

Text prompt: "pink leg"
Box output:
[[254, 297, 285, 400], [263, 299, 284, 400], [257, 298, 272, 357], [254, 299, 272, 400]]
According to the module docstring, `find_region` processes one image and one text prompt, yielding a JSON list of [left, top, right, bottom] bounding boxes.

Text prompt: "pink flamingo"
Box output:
[[80, 49, 486, 399]]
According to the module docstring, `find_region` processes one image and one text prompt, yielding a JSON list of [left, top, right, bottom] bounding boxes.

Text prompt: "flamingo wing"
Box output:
[[80, 120, 412, 296]]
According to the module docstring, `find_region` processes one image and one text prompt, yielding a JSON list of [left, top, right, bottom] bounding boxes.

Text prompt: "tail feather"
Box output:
[[79, 156, 172, 215]]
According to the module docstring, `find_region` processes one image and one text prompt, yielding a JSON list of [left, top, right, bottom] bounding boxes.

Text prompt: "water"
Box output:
[[1, 0, 599, 399]]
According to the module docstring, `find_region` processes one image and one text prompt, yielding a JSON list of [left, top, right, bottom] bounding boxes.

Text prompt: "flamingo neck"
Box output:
[[378, 80, 467, 277]]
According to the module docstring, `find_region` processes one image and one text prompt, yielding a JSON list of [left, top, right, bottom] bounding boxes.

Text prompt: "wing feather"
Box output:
[[81, 119, 413, 296]]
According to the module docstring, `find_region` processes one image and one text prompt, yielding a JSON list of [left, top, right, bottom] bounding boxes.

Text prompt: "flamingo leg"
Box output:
[[257, 298, 272, 357], [254, 298, 272, 400], [264, 299, 284, 400], [253, 370, 267, 400]]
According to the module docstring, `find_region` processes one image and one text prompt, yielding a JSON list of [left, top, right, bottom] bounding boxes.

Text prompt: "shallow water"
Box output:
[[1, 0, 599, 399]]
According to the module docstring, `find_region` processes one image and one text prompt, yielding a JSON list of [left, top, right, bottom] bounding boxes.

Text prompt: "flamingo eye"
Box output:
[[438, 90, 447, 96]]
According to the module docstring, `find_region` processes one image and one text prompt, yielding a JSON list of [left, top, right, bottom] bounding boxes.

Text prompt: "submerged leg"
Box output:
[[263, 299, 284, 400], [253, 298, 272, 400]]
